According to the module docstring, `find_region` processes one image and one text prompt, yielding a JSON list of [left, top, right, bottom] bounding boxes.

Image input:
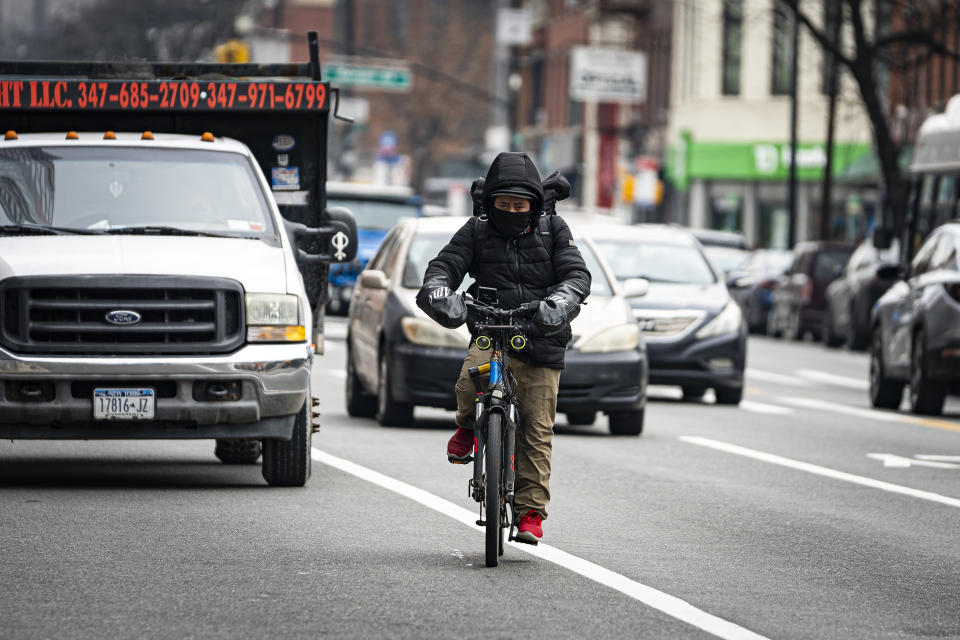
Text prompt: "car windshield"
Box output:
[[814, 250, 852, 280], [593, 239, 717, 285], [702, 246, 749, 275], [328, 197, 418, 232], [0, 146, 275, 237], [401, 232, 614, 297]]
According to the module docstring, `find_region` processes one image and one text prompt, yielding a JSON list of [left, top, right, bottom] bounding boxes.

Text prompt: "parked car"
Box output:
[[326, 182, 421, 314], [766, 242, 853, 340], [689, 229, 750, 276], [345, 216, 648, 434], [823, 237, 901, 350], [726, 250, 794, 333], [588, 224, 747, 404], [870, 223, 960, 415]]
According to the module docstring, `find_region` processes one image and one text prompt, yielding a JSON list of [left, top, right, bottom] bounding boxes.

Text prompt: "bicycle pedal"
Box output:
[[448, 456, 473, 464], [476, 519, 486, 526], [513, 537, 539, 546]]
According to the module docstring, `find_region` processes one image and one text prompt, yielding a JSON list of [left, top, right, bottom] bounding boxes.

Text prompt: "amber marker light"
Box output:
[[65, 131, 79, 140], [201, 131, 214, 142], [4, 130, 17, 140], [103, 131, 117, 140], [141, 131, 154, 140]]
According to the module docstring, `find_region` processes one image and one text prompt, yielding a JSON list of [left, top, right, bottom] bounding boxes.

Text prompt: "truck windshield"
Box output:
[[0, 146, 275, 237], [328, 197, 418, 232]]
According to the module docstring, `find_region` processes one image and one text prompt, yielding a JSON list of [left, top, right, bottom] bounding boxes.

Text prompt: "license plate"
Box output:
[[93, 388, 155, 420]]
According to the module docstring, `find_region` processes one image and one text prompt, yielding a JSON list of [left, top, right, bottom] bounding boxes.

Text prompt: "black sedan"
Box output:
[[345, 216, 648, 434], [823, 237, 900, 350], [587, 224, 747, 405], [727, 249, 794, 333], [870, 223, 960, 415]]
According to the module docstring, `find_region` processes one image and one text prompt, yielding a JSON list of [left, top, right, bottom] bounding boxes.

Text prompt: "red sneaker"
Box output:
[[516, 510, 543, 544], [446, 428, 474, 463]]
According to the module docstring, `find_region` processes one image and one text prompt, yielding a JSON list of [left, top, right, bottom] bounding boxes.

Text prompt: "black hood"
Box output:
[[482, 152, 544, 221]]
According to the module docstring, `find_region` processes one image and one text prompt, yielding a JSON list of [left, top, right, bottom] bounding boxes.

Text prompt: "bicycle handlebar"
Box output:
[[464, 296, 539, 323]]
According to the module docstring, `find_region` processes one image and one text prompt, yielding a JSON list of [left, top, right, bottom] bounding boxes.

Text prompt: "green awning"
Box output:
[[836, 147, 913, 185]]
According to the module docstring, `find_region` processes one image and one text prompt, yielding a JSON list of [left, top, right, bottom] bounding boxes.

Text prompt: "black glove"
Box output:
[[532, 292, 578, 336], [421, 286, 467, 329]]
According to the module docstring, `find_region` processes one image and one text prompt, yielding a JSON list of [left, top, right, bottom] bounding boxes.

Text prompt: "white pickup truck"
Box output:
[[0, 48, 357, 486]]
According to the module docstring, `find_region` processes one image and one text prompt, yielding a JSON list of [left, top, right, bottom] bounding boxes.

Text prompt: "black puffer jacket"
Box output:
[[417, 155, 591, 369]]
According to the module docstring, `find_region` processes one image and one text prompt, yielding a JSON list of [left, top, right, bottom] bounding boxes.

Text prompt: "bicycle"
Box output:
[[456, 289, 539, 567]]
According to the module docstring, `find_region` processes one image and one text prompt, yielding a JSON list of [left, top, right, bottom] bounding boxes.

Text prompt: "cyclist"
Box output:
[[416, 151, 591, 543]]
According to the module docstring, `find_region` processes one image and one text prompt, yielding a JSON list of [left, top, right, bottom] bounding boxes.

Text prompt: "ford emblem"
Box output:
[[105, 310, 142, 325]]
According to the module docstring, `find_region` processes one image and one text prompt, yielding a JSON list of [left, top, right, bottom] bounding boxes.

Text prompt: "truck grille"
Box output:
[[0, 276, 244, 355]]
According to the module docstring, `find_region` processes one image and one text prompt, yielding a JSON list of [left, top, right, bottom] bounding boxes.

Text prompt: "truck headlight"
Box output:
[[695, 302, 742, 339], [401, 317, 469, 348], [246, 293, 304, 342], [577, 323, 639, 353]]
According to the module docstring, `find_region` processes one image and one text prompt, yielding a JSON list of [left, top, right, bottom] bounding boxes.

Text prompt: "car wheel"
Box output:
[[377, 351, 413, 427], [608, 409, 644, 436], [565, 411, 596, 426], [682, 386, 707, 401], [869, 328, 904, 409], [214, 438, 262, 464], [765, 307, 781, 338], [822, 304, 843, 348], [345, 341, 376, 418], [909, 330, 946, 416], [262, 401, 311, 487], [848, 302, 870, 351], [714, 385, 743, 405]]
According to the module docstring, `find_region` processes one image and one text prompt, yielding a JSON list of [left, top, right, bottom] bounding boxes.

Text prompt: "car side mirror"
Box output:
[[359, 269, 390, 290], [285, 205, 359, 266], [621, 277, 650, 298], [873, 226, 893, 250]]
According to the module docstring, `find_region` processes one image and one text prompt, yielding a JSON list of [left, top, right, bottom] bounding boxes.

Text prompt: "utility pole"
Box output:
[[787, 2, 800, 249], [820, 0, 841, 241]]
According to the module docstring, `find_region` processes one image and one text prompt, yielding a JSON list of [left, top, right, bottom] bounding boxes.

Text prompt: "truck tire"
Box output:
[[262, 402, 311, 487], [608, 409, 644, 436], [214, 438, 261, 464], [714, 385, 743, 405]]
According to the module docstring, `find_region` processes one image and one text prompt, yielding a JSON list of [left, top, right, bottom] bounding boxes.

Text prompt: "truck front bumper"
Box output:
[[0, 343, 312, 439]]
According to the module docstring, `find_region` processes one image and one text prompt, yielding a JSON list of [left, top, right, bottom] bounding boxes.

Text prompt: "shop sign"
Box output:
[[569, 47, 646, 103]]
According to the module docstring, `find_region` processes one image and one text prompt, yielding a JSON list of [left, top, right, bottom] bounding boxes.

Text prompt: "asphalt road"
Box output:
[[2, 322, 959, 639]]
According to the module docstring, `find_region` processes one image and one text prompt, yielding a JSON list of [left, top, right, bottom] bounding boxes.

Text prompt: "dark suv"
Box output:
[[767, 242, 853, 340]]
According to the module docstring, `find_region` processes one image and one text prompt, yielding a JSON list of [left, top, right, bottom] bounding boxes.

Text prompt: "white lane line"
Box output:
[[916, 455, 960, 462], [679, 436, 960, 509], [312, 448, 769, 640], [745, 369, 810, 387], [867, 453, 960, 469], [775, 396, 901, 422], [739, 401, 795, 416], [794, 369, 869, 390]]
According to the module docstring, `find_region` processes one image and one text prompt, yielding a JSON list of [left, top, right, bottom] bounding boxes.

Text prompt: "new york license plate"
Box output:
[[93, 388, 155, 420]]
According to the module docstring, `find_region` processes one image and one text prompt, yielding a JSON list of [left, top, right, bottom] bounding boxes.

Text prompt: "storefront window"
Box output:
[[711, 191, 742, 232], [722, 0, 743, 96]]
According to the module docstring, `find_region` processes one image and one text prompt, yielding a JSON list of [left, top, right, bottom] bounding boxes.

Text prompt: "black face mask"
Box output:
[[489, 209, 531, 236]]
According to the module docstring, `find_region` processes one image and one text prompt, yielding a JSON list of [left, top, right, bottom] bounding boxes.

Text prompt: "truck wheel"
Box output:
[[214, 438, 261, 464], [608, 409, 644, 436], [909, 331, 946, 416], [262, 402, 311, 487], [346, 343, 376, 418], [565, 411, 596, 426], [869, 329, 904, 409], [377, 353, 413, 427], [714, 385, 743, 405]]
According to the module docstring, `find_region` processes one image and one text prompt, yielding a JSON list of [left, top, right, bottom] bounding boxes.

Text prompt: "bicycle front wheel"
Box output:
[[485, 411, 502, 567]]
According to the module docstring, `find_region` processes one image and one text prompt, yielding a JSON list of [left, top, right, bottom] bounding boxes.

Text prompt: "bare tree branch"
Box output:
[[777, 0, 855, 68]]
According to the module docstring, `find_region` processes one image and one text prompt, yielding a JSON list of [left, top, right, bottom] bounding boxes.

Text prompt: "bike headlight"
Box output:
[[401, 317, 470, 349], [577, 323, 639, 353], [246, 293, 304, 342], [695, 301, 743, 339]]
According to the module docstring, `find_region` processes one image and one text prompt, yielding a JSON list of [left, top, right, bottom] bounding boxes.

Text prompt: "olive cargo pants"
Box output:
[[455, 344, 561, 519]]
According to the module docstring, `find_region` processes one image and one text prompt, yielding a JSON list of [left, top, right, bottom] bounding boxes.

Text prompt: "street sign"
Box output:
[[569, 47, 646, 103], [323, 60, 411, 92]]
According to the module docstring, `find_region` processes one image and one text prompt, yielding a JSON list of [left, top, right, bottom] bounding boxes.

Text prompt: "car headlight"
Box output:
[[401, 317, 469, 349], [577, 323, 639, 353], [695, 301, 742, 339], [246, 293, 305, 342]]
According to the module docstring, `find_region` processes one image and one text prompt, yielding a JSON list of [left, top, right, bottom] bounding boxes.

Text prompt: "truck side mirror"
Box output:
[[873, 226, 893, 250], [286, 205, 359, 265]]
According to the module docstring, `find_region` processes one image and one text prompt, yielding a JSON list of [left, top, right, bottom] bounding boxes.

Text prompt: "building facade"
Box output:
[[666, 0, 875, 249]]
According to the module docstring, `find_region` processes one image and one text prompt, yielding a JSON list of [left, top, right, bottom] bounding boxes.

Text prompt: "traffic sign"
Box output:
[[323, 61, 411, 92]]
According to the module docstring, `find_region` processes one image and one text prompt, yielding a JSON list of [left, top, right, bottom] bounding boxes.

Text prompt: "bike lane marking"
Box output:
[[312, 448, 770, 640], [745, 369, 810, 387], [793, 369, 869, 390], [776, 396, 960, 435], [679, 436, 960, 509], [739, 401, 795, 415]]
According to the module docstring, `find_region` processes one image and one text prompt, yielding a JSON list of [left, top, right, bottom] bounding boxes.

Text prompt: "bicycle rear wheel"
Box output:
[[485, 411, 502, 567]]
